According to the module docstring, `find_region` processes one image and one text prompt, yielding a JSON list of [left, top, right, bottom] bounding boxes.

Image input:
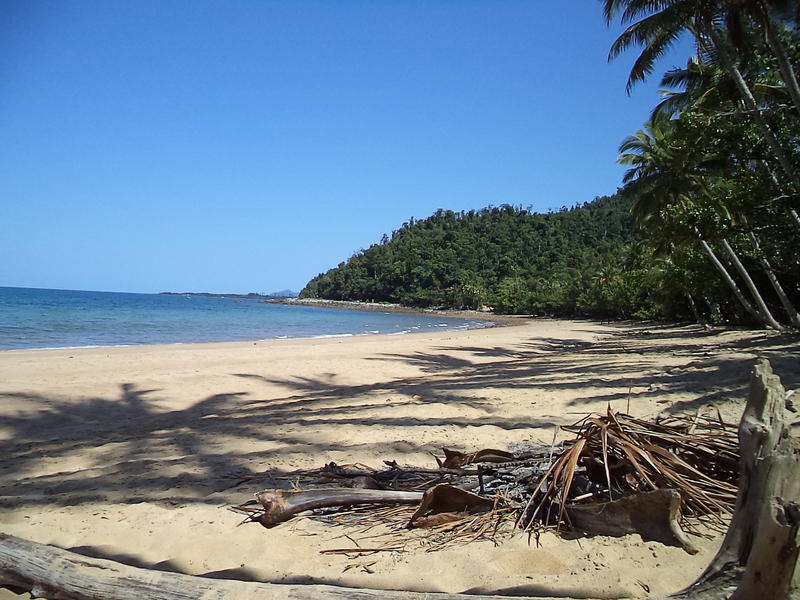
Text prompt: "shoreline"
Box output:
[[277, 297, 524, 326], [0, 319, 511, 354], [0, 316, 531, 358]]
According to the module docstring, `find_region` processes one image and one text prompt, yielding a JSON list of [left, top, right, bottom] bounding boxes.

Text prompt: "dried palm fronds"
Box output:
[[303, 492, 517, 555], [521, 407, 738, 533]]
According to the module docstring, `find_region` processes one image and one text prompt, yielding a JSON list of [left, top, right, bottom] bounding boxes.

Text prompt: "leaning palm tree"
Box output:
[[651, 42, 788, 121], [602, 0, 800, 190], [722, 0, 800, 114], [739, 213, 800, 327], [619, 117, 784, 328], [651, 43, 800, 233]]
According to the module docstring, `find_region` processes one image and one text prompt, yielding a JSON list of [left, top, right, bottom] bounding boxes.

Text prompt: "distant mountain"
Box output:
[[268, 289, 298, 298], [160, 291, 265, 298], [160, 290, 298, 299]]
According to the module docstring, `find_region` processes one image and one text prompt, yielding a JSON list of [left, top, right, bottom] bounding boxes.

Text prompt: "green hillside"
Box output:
[[300, 196, 666, 318]]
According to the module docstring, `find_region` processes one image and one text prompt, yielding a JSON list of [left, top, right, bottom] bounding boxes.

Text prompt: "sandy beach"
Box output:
[[1, 319, 798, 598]]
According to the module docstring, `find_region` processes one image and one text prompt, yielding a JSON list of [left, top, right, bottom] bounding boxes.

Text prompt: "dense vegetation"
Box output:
[[600, 0, 800, 329], [302, 2, 800, 328], [301, 198, 654, 317]]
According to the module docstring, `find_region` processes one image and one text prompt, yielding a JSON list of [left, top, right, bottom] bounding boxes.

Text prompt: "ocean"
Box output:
[[0, 287, 490, 350]]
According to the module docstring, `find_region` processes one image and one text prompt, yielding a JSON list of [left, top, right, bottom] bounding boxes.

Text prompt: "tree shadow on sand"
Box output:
[[1, 324, 797, 518]]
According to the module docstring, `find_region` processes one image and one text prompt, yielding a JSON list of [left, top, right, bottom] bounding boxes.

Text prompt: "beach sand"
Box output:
[[1, 319, 798, 598]]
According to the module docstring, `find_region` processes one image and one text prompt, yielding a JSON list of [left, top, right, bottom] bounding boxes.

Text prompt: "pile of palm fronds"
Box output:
[[234, 409, 740, 558], [521, 408, 739, 533]]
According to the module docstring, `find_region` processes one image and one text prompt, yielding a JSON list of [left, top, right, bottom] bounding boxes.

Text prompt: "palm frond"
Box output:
[[521, 408, 738, 534]]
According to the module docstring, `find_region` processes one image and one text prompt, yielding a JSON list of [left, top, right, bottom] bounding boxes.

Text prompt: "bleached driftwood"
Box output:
[[0, 532, 591, 600], [253, 487, 423, 527], [684, 358, 800, 600]]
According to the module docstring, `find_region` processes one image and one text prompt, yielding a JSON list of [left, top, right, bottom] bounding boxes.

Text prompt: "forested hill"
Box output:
[[300, 196, 655, 317]]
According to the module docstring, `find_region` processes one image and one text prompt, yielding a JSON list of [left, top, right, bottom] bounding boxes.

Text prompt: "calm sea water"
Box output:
[[0, 287, 490, 350]]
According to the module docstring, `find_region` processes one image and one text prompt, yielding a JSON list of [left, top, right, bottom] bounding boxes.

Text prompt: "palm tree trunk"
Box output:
[[790, 208, 800, 230], [708, 27, 800, 191], [718, 238, 784, 329], [760, 1, 800, 114], [760, 160, 800, 230], [678, 200, 774, 327], [686, 292, 706, 327], [740, 215, 800, 327], [697, 238, 766, 325]]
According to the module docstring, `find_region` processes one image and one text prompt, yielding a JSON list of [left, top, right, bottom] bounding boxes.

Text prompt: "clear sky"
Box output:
[[1, 1, 691, 295]]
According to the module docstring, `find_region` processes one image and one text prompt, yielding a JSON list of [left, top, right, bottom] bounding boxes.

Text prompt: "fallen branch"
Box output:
[[249, 488, 424, 527]]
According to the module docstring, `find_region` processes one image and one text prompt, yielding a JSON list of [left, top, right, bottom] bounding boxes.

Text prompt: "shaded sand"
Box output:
[[1, 319, 798, 598]]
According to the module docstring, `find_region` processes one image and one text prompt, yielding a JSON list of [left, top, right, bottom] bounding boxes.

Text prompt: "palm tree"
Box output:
[[651, 56, 732, 120], [723, 0, 800, 114], [652, 50, 800, 232], [602, 0, 800, 190], [738, 213, 800, 327], [619, 117, 784, 328], [651, 46, 788, 121]]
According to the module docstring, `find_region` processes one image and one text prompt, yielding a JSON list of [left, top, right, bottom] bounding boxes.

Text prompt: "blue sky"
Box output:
[[1, 1, 691, 294]]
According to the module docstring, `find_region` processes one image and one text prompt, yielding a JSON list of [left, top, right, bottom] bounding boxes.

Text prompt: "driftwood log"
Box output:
[[683, 358, 800, 600], [0, 532, 598, 600], [1, 358, 798, 600], [252, 488, 424, 527]]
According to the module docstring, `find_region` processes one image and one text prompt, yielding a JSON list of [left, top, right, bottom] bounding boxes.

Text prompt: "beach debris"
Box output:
[[2, 361, 795, 600], [438, 448, 515, 469], [235, 488, 423, 528], [688, 359, 800, 600], [408, 484, 495, 528], [230, 449, 549, 552], [565, 489, 698, 554], [233, 409, 739, 555], [520, 407, 739, 540]]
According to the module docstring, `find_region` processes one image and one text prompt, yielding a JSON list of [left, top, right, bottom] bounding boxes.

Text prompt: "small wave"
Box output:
[[2, 343, 136, 352], [309, 333, 355, 339]]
